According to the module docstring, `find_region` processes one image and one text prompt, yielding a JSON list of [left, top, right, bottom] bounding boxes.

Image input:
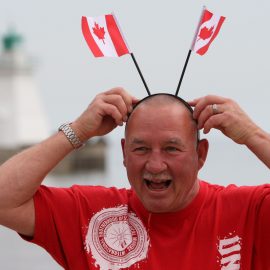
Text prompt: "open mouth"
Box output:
[[144, 179, 172, 191]]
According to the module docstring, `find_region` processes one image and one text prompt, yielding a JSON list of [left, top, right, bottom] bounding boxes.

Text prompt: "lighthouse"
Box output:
[[0, 29, 49, 149], [0, 29, 106, 173]]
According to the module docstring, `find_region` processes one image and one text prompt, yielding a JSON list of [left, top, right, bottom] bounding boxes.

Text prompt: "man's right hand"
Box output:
[[72, 87, 138, 141], [0, 87, 138, 237]]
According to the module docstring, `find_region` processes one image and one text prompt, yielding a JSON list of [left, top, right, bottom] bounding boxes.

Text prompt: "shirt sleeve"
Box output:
[[20, 185, 129, 270], [21, 185, 84, 269]]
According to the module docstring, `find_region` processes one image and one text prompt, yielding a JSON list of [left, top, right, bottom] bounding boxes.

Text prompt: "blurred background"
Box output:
[[0, 0, 269, 269]]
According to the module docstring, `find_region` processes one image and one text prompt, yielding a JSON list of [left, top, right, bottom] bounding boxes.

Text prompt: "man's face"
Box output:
[[122, 102, 208, 213]]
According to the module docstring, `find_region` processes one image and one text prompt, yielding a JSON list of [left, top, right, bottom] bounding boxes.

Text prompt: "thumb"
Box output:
[[132, 96, 140, 104], [188, 98, 199, 106]]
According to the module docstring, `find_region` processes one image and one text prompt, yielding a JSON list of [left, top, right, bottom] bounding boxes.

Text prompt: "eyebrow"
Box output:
[[130, 138, 146, 145]]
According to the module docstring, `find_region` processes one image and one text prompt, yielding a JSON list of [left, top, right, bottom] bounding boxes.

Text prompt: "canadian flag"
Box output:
[[82, 14, 131, 57], [191, 8, 225, 56]]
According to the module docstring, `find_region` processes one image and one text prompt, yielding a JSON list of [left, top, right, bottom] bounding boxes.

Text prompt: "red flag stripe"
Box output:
[[201, 9, 213, 24], [105, 15, 130, 56], [196, 16, 225, 55], [81, 16, 103, 57]]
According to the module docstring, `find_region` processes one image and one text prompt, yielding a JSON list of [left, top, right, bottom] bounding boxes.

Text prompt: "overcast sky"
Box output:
[[0, 0, 269, 183]]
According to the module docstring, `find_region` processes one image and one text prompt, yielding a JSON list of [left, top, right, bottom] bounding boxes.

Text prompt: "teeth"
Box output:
[[145, 179, 171, 190]]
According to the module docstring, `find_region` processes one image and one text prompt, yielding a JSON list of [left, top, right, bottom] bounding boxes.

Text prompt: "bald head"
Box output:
[[125, 94, 199, 142]]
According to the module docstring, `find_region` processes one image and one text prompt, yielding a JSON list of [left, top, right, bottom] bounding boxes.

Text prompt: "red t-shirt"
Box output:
[[25, 180, 270, 270]]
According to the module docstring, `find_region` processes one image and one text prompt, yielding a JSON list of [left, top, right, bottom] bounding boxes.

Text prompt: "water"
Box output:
[[0, 134, 269, 269]]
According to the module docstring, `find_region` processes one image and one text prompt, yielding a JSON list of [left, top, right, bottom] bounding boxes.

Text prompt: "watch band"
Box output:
[[58, 123, 84, 149]]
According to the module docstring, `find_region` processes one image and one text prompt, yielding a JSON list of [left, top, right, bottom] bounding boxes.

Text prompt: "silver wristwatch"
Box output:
[[58, 123, 84, 149]]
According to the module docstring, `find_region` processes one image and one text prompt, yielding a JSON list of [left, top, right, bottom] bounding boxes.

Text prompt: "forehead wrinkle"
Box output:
[[130, 138, 146, 145], [125, 95, 200, 145], [125, 94, 197, 136]]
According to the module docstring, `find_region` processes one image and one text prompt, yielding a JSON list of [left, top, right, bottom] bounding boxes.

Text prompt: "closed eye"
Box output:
[[133, 147, 149, 153], [165, 146, 180, 153]]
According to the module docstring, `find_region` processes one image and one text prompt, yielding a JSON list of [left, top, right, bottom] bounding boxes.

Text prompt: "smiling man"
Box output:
[[0, 87, 270, 270], [122, 94, 208, 213]]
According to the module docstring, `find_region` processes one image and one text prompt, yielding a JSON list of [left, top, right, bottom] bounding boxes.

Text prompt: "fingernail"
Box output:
[[123, 116, 128, 122], [129, 106, 133, 113]]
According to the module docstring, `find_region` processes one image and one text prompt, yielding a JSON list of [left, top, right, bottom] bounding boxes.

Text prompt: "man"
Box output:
[[0, 87, 269, 269]]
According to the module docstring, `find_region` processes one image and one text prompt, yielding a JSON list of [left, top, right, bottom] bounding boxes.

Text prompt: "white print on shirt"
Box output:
[[217, 233, 242, 270], [85, 205, 149, 270]]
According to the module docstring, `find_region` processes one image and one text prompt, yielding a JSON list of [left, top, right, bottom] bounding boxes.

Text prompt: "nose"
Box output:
[[145, 151, 167, 174]]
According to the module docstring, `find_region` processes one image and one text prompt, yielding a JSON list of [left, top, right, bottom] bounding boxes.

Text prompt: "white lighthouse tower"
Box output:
[[0, 30, 49, 149]]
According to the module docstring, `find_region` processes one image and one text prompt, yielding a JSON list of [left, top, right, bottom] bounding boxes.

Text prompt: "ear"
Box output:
[[196, 139, 209, 170], [121, 138, 126, 167]]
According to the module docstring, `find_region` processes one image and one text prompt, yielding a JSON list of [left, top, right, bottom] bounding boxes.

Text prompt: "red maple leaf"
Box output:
[[92, 22, 106, 44], [198, 26, 214, 40]]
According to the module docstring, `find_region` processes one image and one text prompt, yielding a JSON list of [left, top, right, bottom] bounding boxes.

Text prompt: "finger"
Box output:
[[196, 105, 214, 130], [103, 94, 129, 122], [193, 95, 226, 119], [132, 96, 140, 105], [101, 103, 125, 126], [202, 114, 224, 134], [188, 98, 199, 107], [105, 87, 136, 113], [197, 104, 224, 129]]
